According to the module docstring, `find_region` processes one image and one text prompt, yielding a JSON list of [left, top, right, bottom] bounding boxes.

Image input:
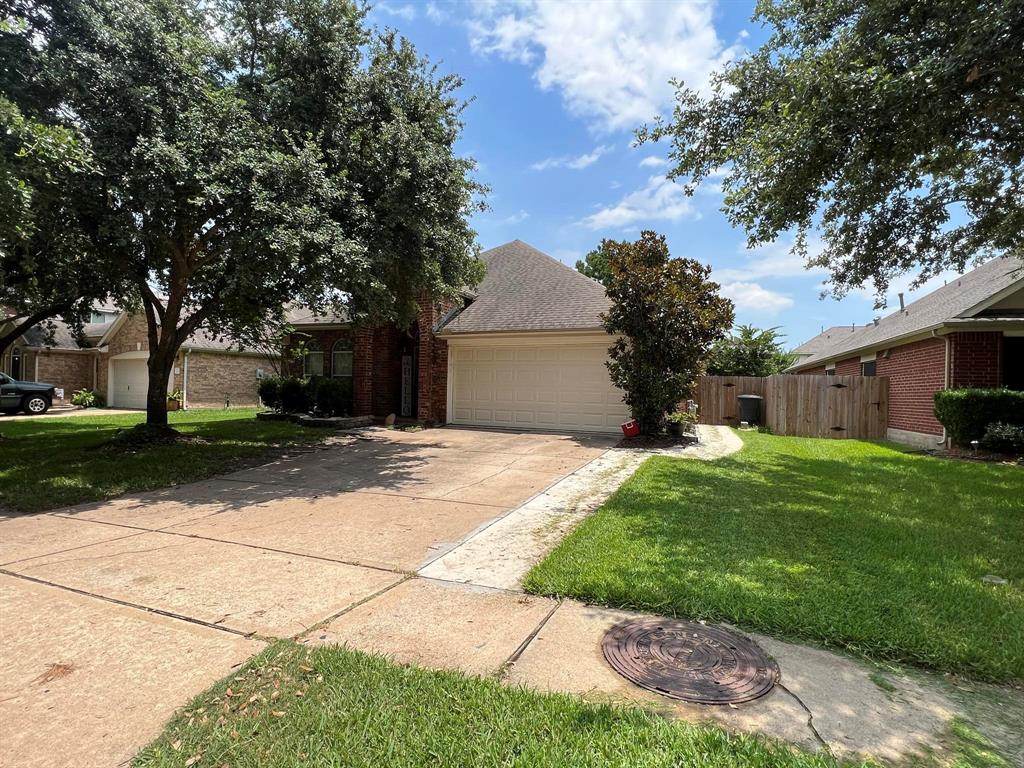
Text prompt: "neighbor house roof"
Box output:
[[790, 256, 1024, 370], [439, 240, 609, 335], [789, 325, 861, 357], [285, 306, 351, 328], [21, 320, 86, 350]]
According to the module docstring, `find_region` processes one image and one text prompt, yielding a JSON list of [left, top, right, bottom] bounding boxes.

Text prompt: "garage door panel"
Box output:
[[111, 359, 151, 409], [450, 341, 628, 433]]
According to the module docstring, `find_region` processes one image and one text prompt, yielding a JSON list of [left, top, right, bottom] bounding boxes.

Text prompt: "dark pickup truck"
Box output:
[[0, 373, 55, 415]]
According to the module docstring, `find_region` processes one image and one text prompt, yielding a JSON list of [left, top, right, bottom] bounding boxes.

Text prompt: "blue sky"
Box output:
[[367, 0, 952, 350]]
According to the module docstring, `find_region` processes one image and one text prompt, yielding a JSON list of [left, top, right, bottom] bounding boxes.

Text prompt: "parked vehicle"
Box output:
[[0, 373, 55, 415]]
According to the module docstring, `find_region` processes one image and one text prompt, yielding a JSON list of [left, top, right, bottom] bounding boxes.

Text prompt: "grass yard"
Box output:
[[524, 431, 1024, 683], [133, 641, 858, 768], [0, 409, 323, 513]]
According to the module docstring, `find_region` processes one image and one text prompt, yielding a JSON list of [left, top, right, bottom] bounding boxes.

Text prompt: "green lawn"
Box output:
[[133, 641, 857, 768], [0, 409, 323, 513], [524, 432, 1024, 683]]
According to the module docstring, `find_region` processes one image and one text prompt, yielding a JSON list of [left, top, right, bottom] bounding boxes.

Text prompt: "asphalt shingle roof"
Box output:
[[791, 256, 1023, 369], [440, 240, 609, 335], [789, 326, 861, 356]]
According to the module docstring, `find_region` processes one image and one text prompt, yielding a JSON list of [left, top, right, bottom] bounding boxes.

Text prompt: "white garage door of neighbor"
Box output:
[[449, 342, 629, 433], [110, 358, 149, 409]]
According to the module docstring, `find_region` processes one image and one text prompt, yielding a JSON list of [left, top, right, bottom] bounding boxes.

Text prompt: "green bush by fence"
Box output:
[[933, 388, 1024, 446]]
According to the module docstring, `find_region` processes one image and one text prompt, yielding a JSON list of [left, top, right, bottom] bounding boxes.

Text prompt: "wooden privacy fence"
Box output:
[[697, 374, 889, 439]]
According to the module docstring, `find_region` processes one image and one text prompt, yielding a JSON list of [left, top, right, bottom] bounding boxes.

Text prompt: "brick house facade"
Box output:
[[284, 297, 455, 424], [788, 257, 1024, 447]]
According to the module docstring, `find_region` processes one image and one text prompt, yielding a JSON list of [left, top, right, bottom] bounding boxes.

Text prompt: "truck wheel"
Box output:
[[22, 395, 50, 415]]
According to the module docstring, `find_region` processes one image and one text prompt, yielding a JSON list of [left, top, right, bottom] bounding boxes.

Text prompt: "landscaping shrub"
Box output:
[[278, 377, 309, 413], [934, 388, 1024, 446], [980, 422, 1024, 454], [70, 389, 105, 408], [258, 376, 282, 409], [314, 377, 353, 417]]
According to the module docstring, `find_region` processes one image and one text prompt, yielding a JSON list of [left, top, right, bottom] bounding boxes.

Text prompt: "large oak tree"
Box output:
[[6, 0, 484, 426], [642, 0, 1024, 302]]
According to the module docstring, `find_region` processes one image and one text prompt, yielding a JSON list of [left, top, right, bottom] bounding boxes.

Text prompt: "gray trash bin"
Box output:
[[737, 394, 763, 424]]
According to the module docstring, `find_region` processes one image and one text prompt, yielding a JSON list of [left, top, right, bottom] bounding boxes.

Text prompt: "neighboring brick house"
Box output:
[[787, 256, 1024, 447], [0, 306, 277, 409], [285, 240, 629, 432]]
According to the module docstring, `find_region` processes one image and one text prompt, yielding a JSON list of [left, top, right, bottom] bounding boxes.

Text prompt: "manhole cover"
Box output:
[[602, 618, 779, 705]]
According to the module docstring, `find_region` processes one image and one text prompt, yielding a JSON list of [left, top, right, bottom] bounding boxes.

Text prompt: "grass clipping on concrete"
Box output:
[[134, 641, 854, 768], [524, 431, 1024, 683]]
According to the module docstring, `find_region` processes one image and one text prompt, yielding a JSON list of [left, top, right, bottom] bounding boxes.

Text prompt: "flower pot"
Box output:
[[667, 421, 684, 437], [166, 398, 181, 412]]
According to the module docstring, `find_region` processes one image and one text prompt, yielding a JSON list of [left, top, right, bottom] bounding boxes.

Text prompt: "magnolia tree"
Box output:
[[7, 0, 484, 428], [601, 232, 734, 434], [641, 0, 1024, 303]]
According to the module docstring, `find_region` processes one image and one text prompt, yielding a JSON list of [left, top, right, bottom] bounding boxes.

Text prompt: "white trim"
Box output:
[[110, 350, 150, 360], [824, 362, 836, 371], [444, 331, 614, 348], [96, 311, 129, 347], [446, 347, 454, 424], [860, 352, 877, 363]]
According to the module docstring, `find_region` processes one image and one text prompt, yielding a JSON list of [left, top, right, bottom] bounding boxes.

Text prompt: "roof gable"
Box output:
[[440, 240, 610, 335], [792, 256, 1024, 369]]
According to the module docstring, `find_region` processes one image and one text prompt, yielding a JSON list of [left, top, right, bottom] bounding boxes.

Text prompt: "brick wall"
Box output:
[[181, 351, 275, 408], [107, 314, 151, 357], [415, 297, 455, 424], [34, 351, 96, 404], [948, 332, 1002, 388], [876, 336, 946, 436], [834, 356, 862, 376], [798, 365, 826, 375]]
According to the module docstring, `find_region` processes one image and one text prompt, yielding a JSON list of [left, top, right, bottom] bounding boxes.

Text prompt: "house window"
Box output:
[[331, 339, 353, 379], [303, 341, 324, 378], [825, 365, 835, 377], [90, 310, 115, 324], [10, 347, 22, 380], [861, 360, 877, 377]]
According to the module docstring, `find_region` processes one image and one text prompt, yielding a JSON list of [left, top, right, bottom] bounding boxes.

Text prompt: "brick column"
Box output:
[[352, 326, 375, 416], [415, 298, 452, 425]]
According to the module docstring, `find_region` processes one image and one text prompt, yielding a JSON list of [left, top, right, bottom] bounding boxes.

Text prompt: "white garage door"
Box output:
[[449, 341, 629, 433], [110, 358, 149, 409]]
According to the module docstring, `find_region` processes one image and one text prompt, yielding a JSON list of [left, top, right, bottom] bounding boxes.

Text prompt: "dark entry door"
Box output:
[[1004, 336, 1024, 390]]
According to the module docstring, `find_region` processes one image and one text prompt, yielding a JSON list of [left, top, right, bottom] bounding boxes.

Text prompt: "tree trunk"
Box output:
[[145, 348, 176, 427]]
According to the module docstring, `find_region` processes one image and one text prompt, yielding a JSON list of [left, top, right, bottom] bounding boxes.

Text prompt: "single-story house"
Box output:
[[0, 305, 278, 409], [787, 256, 1024, 447], [285, 240, 629, 432]]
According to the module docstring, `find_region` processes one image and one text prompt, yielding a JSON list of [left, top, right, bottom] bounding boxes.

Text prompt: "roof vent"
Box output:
[[898, 292, 905, 311], [873, 317, 880, 326]]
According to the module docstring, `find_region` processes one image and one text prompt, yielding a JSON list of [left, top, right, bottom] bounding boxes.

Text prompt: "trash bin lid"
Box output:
[[737, 394, 763, 400]]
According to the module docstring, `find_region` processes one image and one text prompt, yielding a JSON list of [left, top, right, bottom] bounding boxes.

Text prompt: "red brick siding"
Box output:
[[34, 351, 96, 404], [415, 297, 455, 424], [834, 356, 862, 376], [876, 337, 946, 436], [948, 332, 1003, 388], [798, 365, 827, 375], [178, 351, 275, 408]]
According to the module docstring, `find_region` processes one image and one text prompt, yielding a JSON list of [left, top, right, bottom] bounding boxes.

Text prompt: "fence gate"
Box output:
[[697, 374, 888, 440]]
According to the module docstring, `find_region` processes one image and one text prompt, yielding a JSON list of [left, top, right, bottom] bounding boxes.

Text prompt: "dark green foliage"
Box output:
[[707, 325, 794, 376], [313, 377, 353, 417], [5, 0, 485, 425], [980, 422, 1024, 454], [257, 377, 282, 410], [934, 389, 1024, 446], [278, 378, 308, 414], [642, 1, 1024, 302], [601, 231, 734, 434], [575, 248, 611, 286]]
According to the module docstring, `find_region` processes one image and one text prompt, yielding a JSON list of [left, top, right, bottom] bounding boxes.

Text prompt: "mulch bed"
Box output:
[[921, 446, 1022, 465], [617, 433, 699, 450]]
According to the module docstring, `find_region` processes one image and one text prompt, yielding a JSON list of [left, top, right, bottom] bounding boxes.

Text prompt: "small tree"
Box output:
[[707, 325, 794, 377], [602, 231, 734, 434], [575, 248, 611, 286]]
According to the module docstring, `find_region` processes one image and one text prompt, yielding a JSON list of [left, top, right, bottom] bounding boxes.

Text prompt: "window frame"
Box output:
[[331, 339, 354, 379], [303, 341, 324, 378]]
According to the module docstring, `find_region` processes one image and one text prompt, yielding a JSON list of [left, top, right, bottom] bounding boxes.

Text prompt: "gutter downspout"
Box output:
[[182, 347, 191, 410], [935, 329, 950, 447]]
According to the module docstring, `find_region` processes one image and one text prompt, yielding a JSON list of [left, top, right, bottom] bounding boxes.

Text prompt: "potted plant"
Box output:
[[665, 409, 698, 437], [167, 388, 184, 412]]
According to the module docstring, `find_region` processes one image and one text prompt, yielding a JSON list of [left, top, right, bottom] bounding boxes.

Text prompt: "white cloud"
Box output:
[[494, 209, 530, 225], [425, 2, 446, 23], [377, 3, 417, 20], [531, 144, 611, 171], [713, 237, 828, 283], [639, 156, 667, 168], [583, 175, 697, 230], [720, 281, 794, 315], [467, 1, 742, 132]]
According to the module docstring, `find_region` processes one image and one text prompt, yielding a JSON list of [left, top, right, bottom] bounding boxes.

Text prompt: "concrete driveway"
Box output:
[[0, 427, 615, 768]]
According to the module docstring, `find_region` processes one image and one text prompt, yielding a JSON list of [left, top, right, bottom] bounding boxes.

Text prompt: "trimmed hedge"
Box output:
[[933, 388, 1024, 446], [260, 375, 352, 417]]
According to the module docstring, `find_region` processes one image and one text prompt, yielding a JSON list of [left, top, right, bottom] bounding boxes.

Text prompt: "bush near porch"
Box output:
[[525, 431, 1024, 683], [933, 388, 1024, 447]]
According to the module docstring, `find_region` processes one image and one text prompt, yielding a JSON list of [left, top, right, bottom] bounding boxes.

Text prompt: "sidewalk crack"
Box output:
[[777, 681, 833, 756]]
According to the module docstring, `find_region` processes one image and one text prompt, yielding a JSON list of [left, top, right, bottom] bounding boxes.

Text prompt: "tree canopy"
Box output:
[[641, 0, 1024, 304], [5, 0, 485, 425], [706, 325, 794, 377], [601, 231, 734, 434], [575, 247, 611, 286]]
